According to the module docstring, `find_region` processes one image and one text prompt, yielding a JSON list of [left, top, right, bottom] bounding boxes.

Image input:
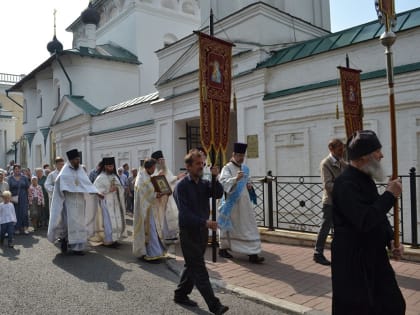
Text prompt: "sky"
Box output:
[[0, 0, 420, 75]]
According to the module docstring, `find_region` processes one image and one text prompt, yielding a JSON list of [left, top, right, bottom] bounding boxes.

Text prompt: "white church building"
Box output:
[[7, 0, 420, 182], [9, 0, 333, 171], [7, 0, 420, 239]]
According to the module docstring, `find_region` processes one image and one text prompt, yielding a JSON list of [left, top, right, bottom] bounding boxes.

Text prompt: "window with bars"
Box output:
[[186, 123, 201, 152]]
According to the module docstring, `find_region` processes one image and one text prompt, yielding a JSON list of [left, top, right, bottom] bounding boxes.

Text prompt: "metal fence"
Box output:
[[250, 168, 419, 247], [0, 72, 24, 85]]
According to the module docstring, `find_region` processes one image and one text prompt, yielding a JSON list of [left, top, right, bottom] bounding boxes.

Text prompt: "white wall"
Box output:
[[201, 0, 331, 31]]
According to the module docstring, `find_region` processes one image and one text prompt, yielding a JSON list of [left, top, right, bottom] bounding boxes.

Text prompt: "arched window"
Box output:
[[54, 78, 60, 109]]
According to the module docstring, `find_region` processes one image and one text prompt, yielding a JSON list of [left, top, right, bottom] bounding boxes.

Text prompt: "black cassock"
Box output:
[[331, 166, 405, 315]]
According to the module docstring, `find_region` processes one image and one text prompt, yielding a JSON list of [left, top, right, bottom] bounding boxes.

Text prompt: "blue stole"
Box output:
[[217, 164, 249, 231]]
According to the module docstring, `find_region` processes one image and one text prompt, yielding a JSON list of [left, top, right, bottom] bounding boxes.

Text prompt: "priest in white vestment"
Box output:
[[47, 149, 102, 255], [218, 142, 264, 264], [132, 158, 166, 261], [93, 157, 125, 247], [151, 150, 185, 244]]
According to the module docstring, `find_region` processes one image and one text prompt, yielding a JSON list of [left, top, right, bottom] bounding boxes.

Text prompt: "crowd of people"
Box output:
[[0, 132, 407, 315], [0, 162, 51, 238]]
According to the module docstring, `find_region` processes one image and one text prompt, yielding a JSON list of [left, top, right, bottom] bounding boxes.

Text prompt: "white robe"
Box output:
[[132, 168, 165, 259], [93, 172, 125, 243], [47, 163, 99, 248], [218, 162, 261, 255], [44, 169, 59, 202], [154, 166, 179, 241]]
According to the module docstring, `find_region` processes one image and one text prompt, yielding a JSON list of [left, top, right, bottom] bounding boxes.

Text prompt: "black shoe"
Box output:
[[248, 254, 264, 264], [103, 242, 120, 248], [60, 238, 68, 253], [174, 296, 198, 307], [219, 249, 233, 259], [313, 253, 331, 266], [72, 250, 85, 256], [213, 304, 229, 315], [8, 243, 14, 248]]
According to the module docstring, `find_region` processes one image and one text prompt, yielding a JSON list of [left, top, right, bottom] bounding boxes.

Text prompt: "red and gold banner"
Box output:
[[378, 0, 395, 20], [197, 31, 233, 155], [338, 67, 364, 138]]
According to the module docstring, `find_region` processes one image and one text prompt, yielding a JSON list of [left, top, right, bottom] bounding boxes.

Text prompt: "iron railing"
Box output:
[[251, 168, 420, 247], [0, 72, 24, 85]]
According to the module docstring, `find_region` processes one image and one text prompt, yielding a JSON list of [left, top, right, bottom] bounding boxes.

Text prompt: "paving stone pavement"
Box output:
[[166, 241, 420, 315]]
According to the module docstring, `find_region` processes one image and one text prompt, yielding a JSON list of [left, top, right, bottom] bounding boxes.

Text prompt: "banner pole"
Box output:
[[378, 0, 399, 247]]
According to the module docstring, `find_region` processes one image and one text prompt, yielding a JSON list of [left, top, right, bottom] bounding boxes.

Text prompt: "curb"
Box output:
[[166, 259, 329, 315]]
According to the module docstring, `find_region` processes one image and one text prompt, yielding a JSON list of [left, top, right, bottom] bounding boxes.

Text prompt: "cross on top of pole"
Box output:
[[375, 0, 396, 31]]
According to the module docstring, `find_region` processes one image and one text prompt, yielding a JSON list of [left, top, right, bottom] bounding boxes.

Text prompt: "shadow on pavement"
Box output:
[[0, 246, 21, 261], [396, 274, 420, 291], [209, 248, 332, 296], [52, 251, 130, 291], [175, 303, 213, 315], [14, 233, 40, 248]]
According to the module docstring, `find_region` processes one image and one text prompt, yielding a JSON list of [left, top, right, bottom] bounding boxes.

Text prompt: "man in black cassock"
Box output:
[[331, 130, 405, 315]]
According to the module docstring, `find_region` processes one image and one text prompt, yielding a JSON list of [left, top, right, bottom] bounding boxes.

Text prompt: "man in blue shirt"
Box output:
[[173, 149, 229, 315]]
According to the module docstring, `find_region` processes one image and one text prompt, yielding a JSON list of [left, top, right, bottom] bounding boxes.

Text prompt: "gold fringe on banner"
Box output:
[[336, 74, 340, 120], [338, 66, 363, 138], [196, 31, 234, 163]]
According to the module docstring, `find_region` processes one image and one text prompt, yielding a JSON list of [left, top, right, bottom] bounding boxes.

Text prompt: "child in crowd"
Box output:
[[28, 176, 44, 230], [0, 170, 9, 203], [0, 191, 17, 248]]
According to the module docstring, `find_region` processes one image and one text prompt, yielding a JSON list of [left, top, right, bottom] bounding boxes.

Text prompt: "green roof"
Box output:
[[258, 7, 420, 69], [90, 119, 154, 136], [66, 95, 101, 115], [7, 43, 140, 92], [101, 92, 159, 114], [66, 44, 140, 65], [263, 61, 420, 100]]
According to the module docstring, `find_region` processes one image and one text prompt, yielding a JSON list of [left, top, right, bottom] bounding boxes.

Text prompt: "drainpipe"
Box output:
[[55, 54, 72, 96], [5, 90, 23, 109]]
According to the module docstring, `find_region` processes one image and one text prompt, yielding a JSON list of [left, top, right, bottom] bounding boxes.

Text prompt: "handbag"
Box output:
[[11, 195, 19, 204]]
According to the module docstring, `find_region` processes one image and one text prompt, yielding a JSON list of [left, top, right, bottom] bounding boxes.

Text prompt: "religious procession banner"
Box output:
[[197, 31, 233, 156], [375, 0, 396, 29], [338, 66, 363, 138], [377, 0, 395, 19]]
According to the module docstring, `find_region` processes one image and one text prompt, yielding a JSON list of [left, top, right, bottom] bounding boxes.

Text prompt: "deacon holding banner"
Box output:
[[197, 28, 234, 262], [218, 142, 264, 264]]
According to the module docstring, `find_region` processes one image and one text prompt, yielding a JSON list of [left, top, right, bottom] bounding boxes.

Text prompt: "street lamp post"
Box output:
[[376, 0, 400, 247]]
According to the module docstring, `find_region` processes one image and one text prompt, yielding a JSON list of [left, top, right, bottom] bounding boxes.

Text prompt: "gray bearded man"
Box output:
[[218, 142, 264, 264], [331, 130, 405, 315], [93, 157, 126, 247], [48, 149, 103, 255]]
